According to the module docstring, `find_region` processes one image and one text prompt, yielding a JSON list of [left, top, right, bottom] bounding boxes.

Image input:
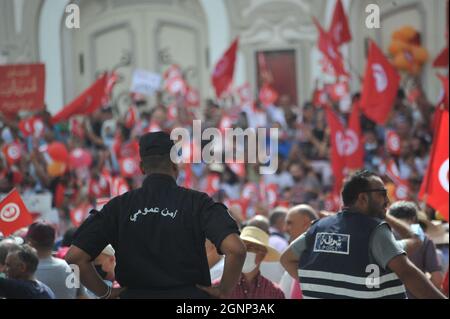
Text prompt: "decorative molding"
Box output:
[[241, 16, 316, 46], [89, 22, 136, 80], [154, 19, 202, 88]]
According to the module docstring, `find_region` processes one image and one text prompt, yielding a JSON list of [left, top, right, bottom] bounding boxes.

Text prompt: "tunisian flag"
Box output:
[[0, 189, 33, 237], [325, 105, 364, 192], [313, 17, 348, 77], [433, 47, 449, 68], [212, 38, 239, 98], [419, 109, 449, 221], [346, 103, 364, 170], [360, 40, 400, 125], [329, 0, 352, 46], [325, 106, 346, 194], [52, 73, 109, 124]]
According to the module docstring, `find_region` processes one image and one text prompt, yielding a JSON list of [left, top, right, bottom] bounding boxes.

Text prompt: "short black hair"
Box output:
[[14, 245, 39, 275], [26, 222, 55, 250], [388, 201, 419, 221], [341, 170, 378, 206]]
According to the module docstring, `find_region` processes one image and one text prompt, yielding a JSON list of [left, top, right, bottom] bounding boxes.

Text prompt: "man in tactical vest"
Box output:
[[280, 170, 446, 299]]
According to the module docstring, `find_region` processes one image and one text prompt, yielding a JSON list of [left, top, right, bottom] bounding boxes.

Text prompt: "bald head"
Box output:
[[285, 204, 318, 240]]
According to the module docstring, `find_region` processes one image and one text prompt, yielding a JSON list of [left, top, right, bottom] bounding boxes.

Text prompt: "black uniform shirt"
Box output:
[[72, 174, 239, 290]]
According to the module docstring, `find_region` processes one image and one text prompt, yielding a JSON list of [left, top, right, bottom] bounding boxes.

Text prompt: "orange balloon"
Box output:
[[394, 52, 411, 70], [47, 161, 67, 177], [400, 26, 417, 42], [410, 63, 421, 75], [412, 46, 429, 64], [389, 40, 408, 56]]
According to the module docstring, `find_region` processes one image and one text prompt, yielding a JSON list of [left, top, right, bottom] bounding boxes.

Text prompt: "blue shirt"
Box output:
[[0, 278, 55, 299]]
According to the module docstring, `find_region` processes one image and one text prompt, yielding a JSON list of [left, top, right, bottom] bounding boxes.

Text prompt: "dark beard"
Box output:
[[367, 196, 385, 219]]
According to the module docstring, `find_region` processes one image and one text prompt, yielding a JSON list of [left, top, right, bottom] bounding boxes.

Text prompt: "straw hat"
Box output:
[[101, 244, 115, 256], [240, 226, 280, 262], [417, 212, 449, 245]]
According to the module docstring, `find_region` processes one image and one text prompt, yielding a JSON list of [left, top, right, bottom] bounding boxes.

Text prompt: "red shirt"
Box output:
[[215, 272, 285, 299]]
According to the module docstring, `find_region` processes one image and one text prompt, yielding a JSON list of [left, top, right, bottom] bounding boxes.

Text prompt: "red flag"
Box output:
[[2, 142, 23, 166], [102, 71, 118, 105], [0, 189, 33, 237], [70, 202, 93, 228], [324, 193, 342, 212], [265, 184, 279, 209], [360, 40, 400, 125], [125, 105, 139, 129], [18, 116, 45, 138], [386, 130, 401, 156], [205, 173, 221, 196], [52, 73, 109, 124], [212, 38, 239, 98], [69, 117, 85, 139], [110, 176, 130, 197], [385, 159, 410, 201], [185, 86, 200, 107], [437, 74, 449, 108], [163, 64, 183, 80], [312, 88, 329, 107], [167, 103, 178, 121], [119, 157, 140, 178], [433, 47, 449, 68], [165, 76, 187, 96], [259, 83, 279, 107], [329, 0, 352, 46], [325, 106, 346, 193], [237, 83, 253, 104], [419, 110, 449, 221], [313, 17, 348, 77], [224, 199, 250, 220], [326, 81, 349, 102], [346, 104, 364, 169]]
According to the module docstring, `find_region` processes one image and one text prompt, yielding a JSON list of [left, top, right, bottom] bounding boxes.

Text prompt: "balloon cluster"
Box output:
[[388, 26, 429, 75], [46, 142, 92, 177]]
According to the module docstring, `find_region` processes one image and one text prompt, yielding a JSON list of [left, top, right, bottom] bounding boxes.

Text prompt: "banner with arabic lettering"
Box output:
[[0, 64, 45, 115]]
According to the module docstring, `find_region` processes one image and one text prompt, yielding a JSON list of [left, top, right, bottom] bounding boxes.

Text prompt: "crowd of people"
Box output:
[[0, 70, 449, 298]]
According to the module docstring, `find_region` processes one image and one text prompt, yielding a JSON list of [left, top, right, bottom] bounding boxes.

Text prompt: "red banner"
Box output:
[[329, 0, 352, 47], [313, 17, 348, 77], [212, 38, 239, 98], [51, 73, 108, 124], [419, 110, 449, 221], [360, 40, 400, 125], [0, 64, 45, 115]]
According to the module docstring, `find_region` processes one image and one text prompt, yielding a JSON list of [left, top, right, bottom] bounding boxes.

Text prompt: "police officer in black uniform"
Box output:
[[66, 132, 246, 299]]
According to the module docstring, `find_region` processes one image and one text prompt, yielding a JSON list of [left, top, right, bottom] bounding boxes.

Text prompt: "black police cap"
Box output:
[[139, 131, 175, 157]]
